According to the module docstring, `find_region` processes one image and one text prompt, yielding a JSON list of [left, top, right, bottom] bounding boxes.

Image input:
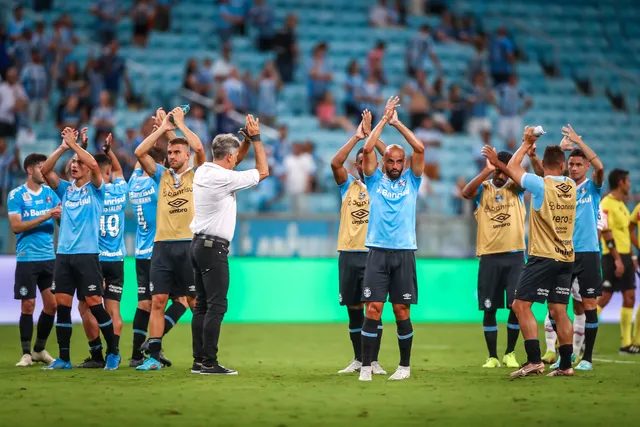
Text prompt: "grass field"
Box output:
[[0, 322, 639, 427]]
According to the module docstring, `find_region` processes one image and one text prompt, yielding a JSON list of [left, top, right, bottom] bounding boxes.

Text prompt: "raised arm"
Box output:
[[485, 127, 537, 185], [41, 140, 70, 190], [153, 107, 178, 142], [331, 111, 368, 185], [388, 110, 424, 177], [245, 114, 269, 181], [527, 143, 544, 177], [462, 159, 494, 199], [360, 109, 386, 156], [63, 127, 103, 188], [363, 97, 399, 176], [169, 106, 206, 167], [136, 113, 173, 176], [562, 124, 604, 186], [103, 133, 123, 179]]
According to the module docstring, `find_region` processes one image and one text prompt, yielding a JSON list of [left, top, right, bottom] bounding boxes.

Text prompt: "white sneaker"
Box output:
[[371, 361, 387, 375], [32, 350, 54, 364], [388, 365, 411, 380], [338, 359, 362, 374], [358, 366, 372, 381], [16, 354, 33, 367]]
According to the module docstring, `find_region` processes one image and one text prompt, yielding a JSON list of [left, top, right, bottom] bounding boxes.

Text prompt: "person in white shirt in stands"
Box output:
[[190, 114, 269, 375], [283, 143, 316, 195]]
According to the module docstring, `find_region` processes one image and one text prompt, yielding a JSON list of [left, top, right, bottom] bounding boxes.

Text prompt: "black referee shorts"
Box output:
[[362, 248, 418, 305], [602, 253, 636, 293]]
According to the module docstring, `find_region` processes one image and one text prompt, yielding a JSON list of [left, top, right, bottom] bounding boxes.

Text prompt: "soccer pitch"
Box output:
[[1, 323, 639, 426]]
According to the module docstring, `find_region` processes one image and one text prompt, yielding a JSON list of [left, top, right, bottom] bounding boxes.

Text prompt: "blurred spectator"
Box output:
[[316, 92, 355, 133], [9, 29, 32, 70], [84, 58, 105, 106], [489, 27, 515, 86], [456, 14, 478, 44], [394, 0, 408, 26], [306, 42, 332, 111], [50, 14, 78, 66], [344, 60, 364, 122], [248, 0, 275, 51], [369, 0, 398, 28], [452, 176, 471, 215], [429, 76, 453, 133], [414, 115, 442, 180], [31, 21, 51, 60], [402, 68, 432, 128], [91, 0, 123, 45], [473, 129, 492, 171], [131, 0, 156, 47], [273, 14, 298, 83], [197, 57, 215, 95], [222, 67, 250, 113], [212, 43, 234, 80], [359, 73, 384, 121], [253, 164, 281, 212], [117, 127, 140, 177], [435, 10, 456, 41], [7, 6, 28, 42], [58, 61, 86, 96], [447, 84, 467, 133], [0, 27, 11, 77], [183, 58, 200, 92], [496, 74, 532, 146], [467, 72, 494, 137], [98, 40, 128, 97], [0, 138, 20, 206], [154, 0, 175, 31], [256, 61, 281, 126], [214, 88, 236, 135], [33, 0, 54, 12], [56, 94, 84, 131], [367, 40, 386, 84], [283, 142, 317, 195], [91, 90, 115, 148], [216, 0, 243, 42], [466, 36, 488, 83], [0, 67, 28, 138], [185, 104, 211, 148], [406, 25, 441, 76], [20, 49, 48, 124]]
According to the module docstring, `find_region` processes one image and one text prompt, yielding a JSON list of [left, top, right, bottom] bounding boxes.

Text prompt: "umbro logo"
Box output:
[[402, 293, 412, 300], [88, 284, 97, 292], [351, 209, 369, 220], [491, 213, 511, 223], [555, 183, 572, 194], [168, 198, 188, 208]]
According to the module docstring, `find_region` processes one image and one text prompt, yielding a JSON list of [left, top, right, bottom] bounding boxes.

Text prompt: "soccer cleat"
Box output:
[[358, 366, 372, 382], [547, 367, 575, 377], [136, 357, 162, 371], [191, 361, 203, 374], [482, 357, 501, 368], [509, 362, 544, 379], [104, 353, 121, 371], [371, 361, 387, 375], [574, 360, 593, 371], [338, 359, 362, 374], [128, 358, 144, 368], [16, 354, 33, 367], [158, 351, 173, 367], [31, 350, 54, 364], [76, 357, 105, 368], [388, 365, 411, 380], [619, 345, 640, 355], [43, 358, 72, 370], [200, 364, 238, 375], [502, 352, 519, 368], [541, 350, 557, 364]]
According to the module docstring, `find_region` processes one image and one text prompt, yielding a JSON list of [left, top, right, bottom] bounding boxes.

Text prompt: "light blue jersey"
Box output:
[[573, 178, 602, 253], [128, 168, 158, 259], [99, 177, 128, 261], [55, 179, 105, 255], [364, 168, 421, 250], [7, 184, 60, 261]]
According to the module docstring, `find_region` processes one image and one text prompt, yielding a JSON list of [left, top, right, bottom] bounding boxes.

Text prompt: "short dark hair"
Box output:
[[542, 145, 565, 169], [149, 146, 165, 163], [168, 137, 189, 147], [609, 168, 629, 190], [94, 153, 112, 168], [23, 153, 47, 172], [569, 148, 587, 160], [497, 151, 512, 164], [356, 148, 364, 158]]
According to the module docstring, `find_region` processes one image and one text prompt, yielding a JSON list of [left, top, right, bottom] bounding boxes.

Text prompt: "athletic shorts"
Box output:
[[100, 261, 124, 302], [514, 256, 573, 304], [150, 241, 196, 298], [477, 251, 523, 311], [14, 260, 54, 300], [338, 251, 367, 306], [136, 258, 152, 301], [362, 248, 418, 305], [53, 254, 103, 299], [602, 253, 635, 292], [572, 252, 602, 298]]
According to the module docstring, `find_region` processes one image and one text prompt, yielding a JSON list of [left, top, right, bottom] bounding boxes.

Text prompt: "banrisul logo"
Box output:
[[491, 213, 511, 223]]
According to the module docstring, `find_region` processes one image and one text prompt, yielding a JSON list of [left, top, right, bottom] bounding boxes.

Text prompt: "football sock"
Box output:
[[396, 318, 413, 367], [572, 313, 586, 355], [56, 305, 73, 362], [132, 308, 150, 359], [558, 344, 573, 370], [620, 307, 633, 348], [506, 309, 520, 354], [524, 339, 541, 364], [582, 309, 598, 362], [482, 310, 498, 358], [19, 313, 33, 355], [374, 320, 383, 362], [34, 311, 55, 352], [163, 303, 187, 335], [347, 308, 364, 362], [148, 337, 162, 360], [89, 304, 118, 355], [633, 307, 640, 346], [544, 312, 557, 352], [88, 337, 104, 361], [360, 317, 378, 367]]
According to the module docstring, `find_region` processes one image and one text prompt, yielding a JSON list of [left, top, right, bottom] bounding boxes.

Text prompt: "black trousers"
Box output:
[[190, 237, 230, 365]]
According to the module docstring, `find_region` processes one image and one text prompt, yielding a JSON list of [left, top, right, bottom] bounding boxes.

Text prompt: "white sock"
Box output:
[[544, 312, 557, 353], [573, 313, 586, 355]]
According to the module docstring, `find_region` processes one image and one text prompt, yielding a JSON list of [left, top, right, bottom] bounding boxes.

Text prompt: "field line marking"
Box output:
[[592, 357, 640, 364]]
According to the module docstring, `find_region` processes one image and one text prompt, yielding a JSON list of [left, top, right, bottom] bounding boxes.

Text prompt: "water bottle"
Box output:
[[531, 125, 545, 137], [169, 104, 190, 125]]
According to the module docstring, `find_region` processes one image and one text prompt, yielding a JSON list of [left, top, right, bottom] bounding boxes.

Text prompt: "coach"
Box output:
[[190, 114, 268, 375]]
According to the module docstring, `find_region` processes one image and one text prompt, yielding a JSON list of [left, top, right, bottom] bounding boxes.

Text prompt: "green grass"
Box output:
[[0, 323, 639, 426]]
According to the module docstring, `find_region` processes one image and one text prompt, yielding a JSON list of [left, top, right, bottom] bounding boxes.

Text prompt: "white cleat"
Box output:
[[358, 366, 372, 381], [31, 350, 54, 364], [371, 361, 387, 375], [388, 365, 411, 380], [338, 359, 362, 374], [16, 354, 33, 367]]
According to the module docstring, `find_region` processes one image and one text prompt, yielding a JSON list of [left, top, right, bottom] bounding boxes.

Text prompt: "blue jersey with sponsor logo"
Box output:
[[573, 178, 602, 253], [364, 168, 421, 250], [7, 184, 60, 261], [128, 168, 158, 259], [99, 177, 128, 261], [55, 179, 105, 254]]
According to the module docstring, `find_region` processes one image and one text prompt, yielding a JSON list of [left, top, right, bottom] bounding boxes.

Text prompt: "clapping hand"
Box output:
[[481, 144, 499, 167], [80, 127, 89, 149], [245, 114, 260, 137], [103, 132, 113, 154], [382, 96, 400, 122], [61, 127, 78, 148], [561, 124, 582, 145]]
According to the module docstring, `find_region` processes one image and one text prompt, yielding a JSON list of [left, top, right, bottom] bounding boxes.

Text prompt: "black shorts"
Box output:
[[150, 241, 196, 298], [338, 251, 367, 306], [100, 261, 124, 302], [14, 260, 55, 300], [53, 254, 103, 299], [572, 252, 602, 298], [477, 251, 523, 311], [515, 256, 573, 304], [136, 258, 152, 301], [602, 253, 636, 292], [362, 248, 418, 305]]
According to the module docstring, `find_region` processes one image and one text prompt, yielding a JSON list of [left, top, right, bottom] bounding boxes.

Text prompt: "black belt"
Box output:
[[194, 233, 229, 247]]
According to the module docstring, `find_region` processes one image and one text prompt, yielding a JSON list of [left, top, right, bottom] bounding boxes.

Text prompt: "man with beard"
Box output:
[[357, 96, 424, 382], [134, 106, 205, 371], [330, 109, 387, 375], [461, 150, 525, 369]]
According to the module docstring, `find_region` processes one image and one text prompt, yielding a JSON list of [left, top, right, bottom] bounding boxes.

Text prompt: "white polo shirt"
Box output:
[[190, 162, 260, 242]]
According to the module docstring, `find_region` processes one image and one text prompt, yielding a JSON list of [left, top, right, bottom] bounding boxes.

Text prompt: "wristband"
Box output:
[[249, 134, 261, 142], [606, 239, 615, 249]]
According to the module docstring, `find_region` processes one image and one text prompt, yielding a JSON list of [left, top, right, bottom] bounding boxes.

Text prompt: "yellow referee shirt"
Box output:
[[600, 194, 631, 255]]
